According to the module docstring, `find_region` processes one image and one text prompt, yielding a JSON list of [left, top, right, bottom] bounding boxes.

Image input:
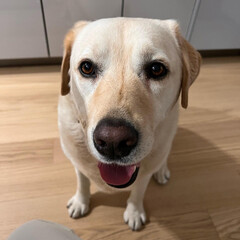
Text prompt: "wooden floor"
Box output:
[[0, 57, 240, 240]]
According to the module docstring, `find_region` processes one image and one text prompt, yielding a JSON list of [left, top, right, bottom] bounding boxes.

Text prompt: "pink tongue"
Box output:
[[98, 162, 137, 186]]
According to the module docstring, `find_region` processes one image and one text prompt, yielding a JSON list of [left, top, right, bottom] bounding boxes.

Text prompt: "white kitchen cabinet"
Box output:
[[43, 0, 122, 57], [190, 0, 240, 50], [0, 0, 48, 59], [123, 0, 195, 37]]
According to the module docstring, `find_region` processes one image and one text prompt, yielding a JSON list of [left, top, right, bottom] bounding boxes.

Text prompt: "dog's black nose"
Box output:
[[93, 118, 138, 159]]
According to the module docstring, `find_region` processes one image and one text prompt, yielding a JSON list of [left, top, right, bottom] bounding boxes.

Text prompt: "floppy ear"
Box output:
[[170, 22, 201, 108], [61, 21, 89, 96]]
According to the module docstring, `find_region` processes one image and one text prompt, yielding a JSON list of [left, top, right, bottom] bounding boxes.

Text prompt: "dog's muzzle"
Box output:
[[93, 118, 140, 188]]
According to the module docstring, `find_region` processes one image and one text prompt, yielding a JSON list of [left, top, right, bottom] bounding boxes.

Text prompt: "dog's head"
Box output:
[[61, 18, 201, 188]]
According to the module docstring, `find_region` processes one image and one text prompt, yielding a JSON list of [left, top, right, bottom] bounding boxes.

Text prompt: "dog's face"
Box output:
[[61, 18, 201, 188]]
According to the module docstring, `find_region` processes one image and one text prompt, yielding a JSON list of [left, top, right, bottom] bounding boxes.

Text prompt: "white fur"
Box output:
[[58, 18, 185, 231]]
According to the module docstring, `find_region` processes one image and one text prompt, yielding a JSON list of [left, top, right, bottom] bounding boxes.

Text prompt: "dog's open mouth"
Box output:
[[98, 162, 140, 188]]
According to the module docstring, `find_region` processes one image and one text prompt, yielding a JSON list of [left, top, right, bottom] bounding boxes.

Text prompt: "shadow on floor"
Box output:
[[89, 127, 238, 239]]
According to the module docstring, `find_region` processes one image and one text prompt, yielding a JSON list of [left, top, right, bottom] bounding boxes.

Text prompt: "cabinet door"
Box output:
[[43, 0, 122, 57], [190, 0, 240, 50], [124, 0, 195, 37], [0, 0, 48, 59]]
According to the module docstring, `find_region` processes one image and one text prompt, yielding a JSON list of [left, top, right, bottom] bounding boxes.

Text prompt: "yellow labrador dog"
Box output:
[[58, 18, 201, 230]]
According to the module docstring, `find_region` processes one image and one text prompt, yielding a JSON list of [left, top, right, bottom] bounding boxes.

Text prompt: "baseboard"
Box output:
[[0, 49, 239, 67], [199, 49, 240, 57], [0, 57, 62, 67]]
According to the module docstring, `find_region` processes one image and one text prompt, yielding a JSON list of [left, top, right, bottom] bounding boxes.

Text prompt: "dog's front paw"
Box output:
[[153, 164, 170, 185], [67, 194, 89, 219], [123, 202, 146, 231]]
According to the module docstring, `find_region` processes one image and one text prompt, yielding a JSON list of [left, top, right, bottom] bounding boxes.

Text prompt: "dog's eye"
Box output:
[[145, 61, 168, 80], [79, 60, 96, 78]]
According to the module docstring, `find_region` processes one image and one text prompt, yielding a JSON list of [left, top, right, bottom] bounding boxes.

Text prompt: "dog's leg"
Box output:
[[124, 174, 152, 231], [67, 168, 90, 218], [153, 151, 171, 185]]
